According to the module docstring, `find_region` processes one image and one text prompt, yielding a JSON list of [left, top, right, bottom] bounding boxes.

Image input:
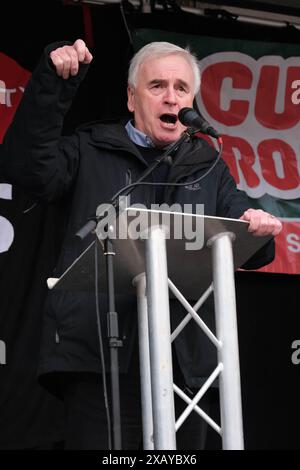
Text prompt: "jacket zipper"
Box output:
[[126, 168, 132, 186]]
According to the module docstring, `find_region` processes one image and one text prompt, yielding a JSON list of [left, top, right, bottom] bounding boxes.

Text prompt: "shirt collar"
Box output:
[[125, 120, 155, 148]]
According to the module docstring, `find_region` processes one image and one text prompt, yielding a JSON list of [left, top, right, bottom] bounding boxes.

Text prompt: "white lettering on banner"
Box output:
[[291, 80, 300, 104], [0, 340, 6, 365], [0, 184, 14, 253], [0, 183, 12, 200], [287, 233, 300, 253], [0, 79, 17, 107], [196, 53, 300, 200], [291, 340, 300, 365]]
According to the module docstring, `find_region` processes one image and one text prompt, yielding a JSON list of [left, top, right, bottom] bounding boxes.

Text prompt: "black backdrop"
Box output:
[[0, 0, 299, 449]]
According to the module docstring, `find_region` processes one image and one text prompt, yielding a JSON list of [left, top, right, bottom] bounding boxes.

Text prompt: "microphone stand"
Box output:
[[76, 127, 195, 450]]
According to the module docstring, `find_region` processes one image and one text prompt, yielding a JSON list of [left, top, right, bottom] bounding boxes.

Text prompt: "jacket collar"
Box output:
[[169, 137, 216, 178], [79, 120, 216, 176]]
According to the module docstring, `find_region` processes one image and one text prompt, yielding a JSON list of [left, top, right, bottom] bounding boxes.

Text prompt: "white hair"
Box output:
[[128, 41, 201, 96]]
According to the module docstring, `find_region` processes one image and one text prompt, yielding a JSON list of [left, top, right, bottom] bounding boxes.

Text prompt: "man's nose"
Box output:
[[164, 86, 177, 104]]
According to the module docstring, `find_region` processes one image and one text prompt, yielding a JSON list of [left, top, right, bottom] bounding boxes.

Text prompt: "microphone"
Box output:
[[178, 107, 220, 139]]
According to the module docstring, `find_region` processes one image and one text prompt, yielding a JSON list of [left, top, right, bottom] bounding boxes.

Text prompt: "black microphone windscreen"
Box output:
[[178, 107, 220, 138]]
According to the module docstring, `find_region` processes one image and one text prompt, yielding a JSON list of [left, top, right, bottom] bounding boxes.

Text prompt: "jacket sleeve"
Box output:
[[216, 158, 251, 219], [216, 158, 275, 269], [1, 42, 90, 202]]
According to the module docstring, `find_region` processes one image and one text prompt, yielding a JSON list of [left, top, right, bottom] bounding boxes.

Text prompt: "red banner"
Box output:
[[258, 220, 300, 274], [0, 53, 30, 143]]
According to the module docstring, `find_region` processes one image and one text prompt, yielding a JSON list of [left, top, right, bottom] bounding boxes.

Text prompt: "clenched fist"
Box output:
[[49, 39, 93, 79]]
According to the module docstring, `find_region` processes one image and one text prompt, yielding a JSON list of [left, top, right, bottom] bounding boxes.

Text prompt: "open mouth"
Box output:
[[159, 113, 178, 125]]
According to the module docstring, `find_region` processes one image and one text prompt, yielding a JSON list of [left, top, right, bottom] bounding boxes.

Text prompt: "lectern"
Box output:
[[48, 207, 271, 450]]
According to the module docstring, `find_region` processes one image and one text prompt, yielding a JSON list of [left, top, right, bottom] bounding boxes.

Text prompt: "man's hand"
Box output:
[[240, 208, 282, 237], [49, 39, 93, 79]]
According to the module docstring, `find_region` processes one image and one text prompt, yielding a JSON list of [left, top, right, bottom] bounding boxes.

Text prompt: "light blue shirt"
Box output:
[[125, 120, 155, 148]]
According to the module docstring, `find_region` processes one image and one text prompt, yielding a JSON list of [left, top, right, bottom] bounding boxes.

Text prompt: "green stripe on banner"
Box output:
[[247, 196, 300, 219]]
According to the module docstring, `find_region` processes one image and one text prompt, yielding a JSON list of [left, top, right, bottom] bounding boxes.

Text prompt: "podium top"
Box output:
[[49, 208, 271, 299]]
